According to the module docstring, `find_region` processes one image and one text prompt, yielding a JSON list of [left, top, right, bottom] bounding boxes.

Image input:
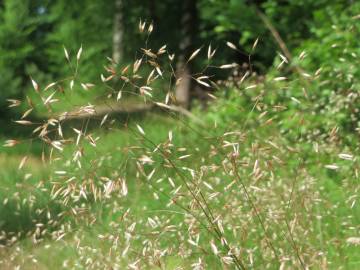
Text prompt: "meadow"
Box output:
[[1, 1, 360, 269], [1, 53, 359, 269]]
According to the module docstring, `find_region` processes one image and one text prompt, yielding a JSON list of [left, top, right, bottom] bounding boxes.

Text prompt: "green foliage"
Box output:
[[45, 0, 113, 81], [200, 0, 352, 71], [0, 0, 33, 110], [0, 0, 355, 119], [0, 0, 55, 121], [205, 1, 360, 136], [295, 2, 360, 131]]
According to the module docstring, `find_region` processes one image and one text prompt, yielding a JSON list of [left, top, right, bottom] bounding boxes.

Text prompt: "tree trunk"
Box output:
[[113, 0, 124, 64], [175, 0, 198, 109]]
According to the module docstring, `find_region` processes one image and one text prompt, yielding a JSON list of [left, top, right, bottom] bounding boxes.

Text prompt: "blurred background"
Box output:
[[1, 0, 356, 121]]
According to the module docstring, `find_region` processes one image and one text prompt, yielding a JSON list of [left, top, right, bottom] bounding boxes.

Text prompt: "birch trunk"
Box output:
[[175, 0, 198, 109], [112, 0, 123, 64]]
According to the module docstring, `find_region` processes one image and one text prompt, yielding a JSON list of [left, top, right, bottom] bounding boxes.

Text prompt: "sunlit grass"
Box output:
[[1, 17, 360, 269]]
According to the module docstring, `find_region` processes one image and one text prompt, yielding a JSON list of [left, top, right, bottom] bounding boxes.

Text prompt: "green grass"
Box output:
[[1, 107, 359, 269]]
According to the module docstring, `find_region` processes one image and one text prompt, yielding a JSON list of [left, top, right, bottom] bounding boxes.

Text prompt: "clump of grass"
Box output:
[[1, 20, 359, 270]]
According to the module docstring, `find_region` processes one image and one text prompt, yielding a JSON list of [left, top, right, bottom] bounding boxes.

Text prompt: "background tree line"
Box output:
[[0, 0, 356, 114]]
